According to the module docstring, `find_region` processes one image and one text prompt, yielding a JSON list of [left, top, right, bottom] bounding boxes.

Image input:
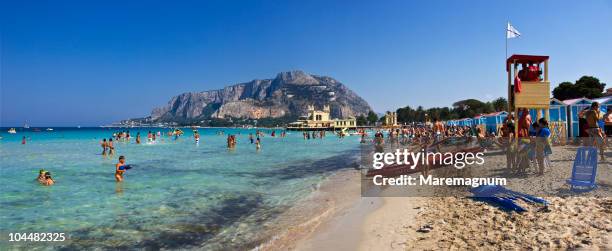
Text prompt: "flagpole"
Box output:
[[505, 21, 508, 60]]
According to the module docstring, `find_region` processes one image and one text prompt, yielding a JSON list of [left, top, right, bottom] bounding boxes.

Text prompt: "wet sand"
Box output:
[[257, 169, 372, 250]]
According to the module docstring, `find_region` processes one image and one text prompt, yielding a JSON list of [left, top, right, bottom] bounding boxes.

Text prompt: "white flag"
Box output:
[[507, 22, 521, 39]]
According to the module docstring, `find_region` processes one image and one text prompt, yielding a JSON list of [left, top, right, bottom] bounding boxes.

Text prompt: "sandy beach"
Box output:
[[277, 144, 611, 250]]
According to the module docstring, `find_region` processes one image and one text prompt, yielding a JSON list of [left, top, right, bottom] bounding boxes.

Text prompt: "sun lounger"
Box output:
[[566, 147, 598, 191]]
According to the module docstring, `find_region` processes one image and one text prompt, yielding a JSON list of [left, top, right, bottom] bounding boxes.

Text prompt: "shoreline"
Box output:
[[255, 168, 371, 250], [274, 145, 611, 250]]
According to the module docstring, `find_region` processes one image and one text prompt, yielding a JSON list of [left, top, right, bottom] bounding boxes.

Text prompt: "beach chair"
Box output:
[[471, 185, 548, 212], [566, 147, 598, 191]]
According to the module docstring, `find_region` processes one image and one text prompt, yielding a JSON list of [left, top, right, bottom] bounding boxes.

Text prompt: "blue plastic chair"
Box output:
[[566, 147, 598, 191]]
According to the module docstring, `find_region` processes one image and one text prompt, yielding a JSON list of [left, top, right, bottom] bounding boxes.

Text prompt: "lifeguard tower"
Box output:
[[506, 54, 550, 137]]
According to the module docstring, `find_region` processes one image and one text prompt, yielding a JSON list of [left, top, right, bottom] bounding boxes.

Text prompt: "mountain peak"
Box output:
[[145, 71, 372, 124], [275, 70, 318, 85]]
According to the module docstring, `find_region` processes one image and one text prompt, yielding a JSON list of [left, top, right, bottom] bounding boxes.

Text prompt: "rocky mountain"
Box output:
[[145, 71, 372, 124]]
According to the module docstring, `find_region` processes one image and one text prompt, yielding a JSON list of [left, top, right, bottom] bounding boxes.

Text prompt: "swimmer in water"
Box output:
[[115, 155, 127, 182], [40, 171, 54, 186], [255, 137, 261, 150], [37, 169, 46, 183]]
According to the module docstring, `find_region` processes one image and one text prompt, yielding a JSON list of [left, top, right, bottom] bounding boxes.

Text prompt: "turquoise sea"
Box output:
[[0, 127, 361, 250]]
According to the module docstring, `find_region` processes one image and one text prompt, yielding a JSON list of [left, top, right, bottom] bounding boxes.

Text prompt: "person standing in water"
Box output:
[[255, 137, 261, 150], [22, 136, 26, 145], [194, 131, 200, 144], [108, 138, 115, 155], [249, 133, 254, 144], [101, 138, 108, 155], [115, 156, 128, 182], [136, 132, 141, 144]]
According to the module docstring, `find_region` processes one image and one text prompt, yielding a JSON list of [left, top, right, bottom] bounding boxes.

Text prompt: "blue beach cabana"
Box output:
[[564, 98, 592, 138], [446, 120, 459, 126], [548, 98, 568, 143], [483, 111, 508, 134], [459, 118, 473, 127], [549, 98, 567, 122], [473, 114, 486, 126]]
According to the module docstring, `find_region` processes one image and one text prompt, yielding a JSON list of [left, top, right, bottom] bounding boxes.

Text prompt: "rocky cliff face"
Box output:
[[149, 71, 372, 123]]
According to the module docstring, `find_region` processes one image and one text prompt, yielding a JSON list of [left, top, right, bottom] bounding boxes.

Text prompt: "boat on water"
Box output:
[[32, 128, 42, 132], [23, 122, 30, 129], [46, 128, 54, 131], [8, 128, 17, 134]]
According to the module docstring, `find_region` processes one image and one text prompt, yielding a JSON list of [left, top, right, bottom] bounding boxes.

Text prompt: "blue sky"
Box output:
[[1, 0, 611, 126]]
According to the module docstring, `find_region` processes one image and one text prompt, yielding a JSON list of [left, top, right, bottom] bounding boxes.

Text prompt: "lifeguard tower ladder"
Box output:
[[506, 54, 550, 137]]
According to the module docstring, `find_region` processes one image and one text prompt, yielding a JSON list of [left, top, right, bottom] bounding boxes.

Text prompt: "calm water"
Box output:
[[0, 127, 361, 250]]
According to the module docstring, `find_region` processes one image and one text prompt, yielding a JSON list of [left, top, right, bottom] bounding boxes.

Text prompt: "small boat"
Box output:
[[23, 123, 30, 129], [8, 128, 17, 134], [46, 128, 54, 131], [32, 128, 42, 132]]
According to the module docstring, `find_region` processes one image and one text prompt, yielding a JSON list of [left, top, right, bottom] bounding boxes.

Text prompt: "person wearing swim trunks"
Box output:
[[585, 102, 605, 160], [115, 156, 127, 182], [101, 138, 107, 155], [108, 138, 115, 155], [433, 119, 445, 142]]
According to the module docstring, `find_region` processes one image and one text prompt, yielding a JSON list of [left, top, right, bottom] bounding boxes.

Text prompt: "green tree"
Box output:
[[452, 99, 493, 118], [491, 97, 508, 112], [552, 76, 606, 100], [366, 111, 378, 125], [356, 115, 367, 126]]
